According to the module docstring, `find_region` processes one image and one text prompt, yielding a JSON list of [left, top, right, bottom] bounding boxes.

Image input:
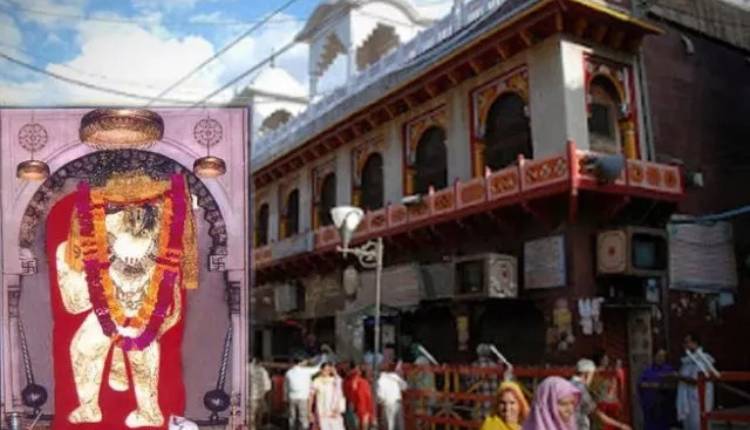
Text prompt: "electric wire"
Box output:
[[0, 0, 304, 27], [145, 0, 301, 106], [0, 41, 187, 92], [190, 39, 298, 107], [0, 51, 199, 104]]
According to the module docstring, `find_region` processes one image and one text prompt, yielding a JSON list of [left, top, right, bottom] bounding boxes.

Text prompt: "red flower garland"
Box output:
[[75, 174, 187, 351]]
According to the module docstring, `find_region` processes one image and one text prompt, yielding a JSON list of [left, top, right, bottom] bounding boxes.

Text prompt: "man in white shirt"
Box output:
[[248, 358, 272, 430], [285, 355, 323, 430], [677, 333, 715, 430], [376, 366, 408, 430]]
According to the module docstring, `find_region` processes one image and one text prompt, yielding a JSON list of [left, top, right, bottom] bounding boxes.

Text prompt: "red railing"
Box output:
[[253, 142, 683, 269], [399, 364, 630, 430], [699, 371, 750, 430], [259, 362, 631, 430]]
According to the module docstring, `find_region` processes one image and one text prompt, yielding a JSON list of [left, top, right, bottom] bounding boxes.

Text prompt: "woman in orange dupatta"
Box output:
[[480, 381, 531, 430]]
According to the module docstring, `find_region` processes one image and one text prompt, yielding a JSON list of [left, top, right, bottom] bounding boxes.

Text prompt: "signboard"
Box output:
[[668, 221, 738, 292], [524, 235, 566, 289]]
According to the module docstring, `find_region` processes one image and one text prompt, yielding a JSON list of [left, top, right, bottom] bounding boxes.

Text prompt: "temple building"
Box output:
[[246, 0, 750, 409], [248, 0, 681, 376]]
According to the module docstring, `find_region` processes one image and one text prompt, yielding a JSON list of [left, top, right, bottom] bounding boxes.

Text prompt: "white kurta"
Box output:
[[311, 376, 346, 430], [677, 350, 715, 430]]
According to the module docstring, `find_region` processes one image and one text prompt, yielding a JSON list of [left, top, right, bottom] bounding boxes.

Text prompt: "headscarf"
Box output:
[[481, 381, 531, 430], [498, 381, 531, 424], [522, 376, 580, 430]]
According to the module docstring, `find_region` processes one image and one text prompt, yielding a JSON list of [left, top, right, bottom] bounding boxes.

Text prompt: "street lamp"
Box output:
[[330, 206, 384, 371]]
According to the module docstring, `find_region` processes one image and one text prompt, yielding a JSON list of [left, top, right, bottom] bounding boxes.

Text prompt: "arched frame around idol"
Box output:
[[0, 108, 251, 425]]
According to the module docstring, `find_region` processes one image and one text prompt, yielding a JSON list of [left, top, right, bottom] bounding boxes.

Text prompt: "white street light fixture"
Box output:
[[331, 206, 364, 251], [331, 205, 384, 400]]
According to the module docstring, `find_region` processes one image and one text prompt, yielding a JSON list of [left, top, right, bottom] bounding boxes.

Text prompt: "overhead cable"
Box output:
[[0, 0, 303, 27], [145, 0, 301, 106], [191, 39, 298, 107], [0, 51, 198, 104]]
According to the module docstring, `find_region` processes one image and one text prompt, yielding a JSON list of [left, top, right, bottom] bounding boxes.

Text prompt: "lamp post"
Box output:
[[330, 206, 384, 379]]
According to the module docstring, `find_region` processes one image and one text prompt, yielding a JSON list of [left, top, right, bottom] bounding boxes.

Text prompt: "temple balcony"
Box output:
[[252, 142, 682, 277]]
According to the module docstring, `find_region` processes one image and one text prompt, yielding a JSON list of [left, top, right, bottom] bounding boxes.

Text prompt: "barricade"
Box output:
[[259, 362, 631, 430], [699, 371, 750, 430], [398, 364, 629, 430]]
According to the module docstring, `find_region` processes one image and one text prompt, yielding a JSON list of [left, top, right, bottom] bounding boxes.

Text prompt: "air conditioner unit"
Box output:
[[274, 282, 304, 313], [597, 227, 667, 277], [419, 262, 455, 300], [454, 253, 518, 299]]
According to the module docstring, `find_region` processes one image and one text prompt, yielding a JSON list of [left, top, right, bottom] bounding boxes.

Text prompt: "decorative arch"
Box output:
[[318, 33, 347, 78], [483, 92, 532, 171], [584, 55, 639, 159], [588, 76, 623, 154], [255, 203, 270, 247], [312, 159, 337, 229], [413, 126, 447, 194], [360, 153, 384, 211], [470, 67, 530, 176], [472, 68, 529, 139], [351, 134, 385, 207], [356, 23, 400, 71], [404, 107, 447, 195], [19, 149, 228, 258], [278, 176, 301, 239], [587, 72, 626, 107], [318, 173, 336, 227]]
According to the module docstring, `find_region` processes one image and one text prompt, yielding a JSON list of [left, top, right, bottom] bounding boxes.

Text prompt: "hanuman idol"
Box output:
[[53, 172, 197, 428]]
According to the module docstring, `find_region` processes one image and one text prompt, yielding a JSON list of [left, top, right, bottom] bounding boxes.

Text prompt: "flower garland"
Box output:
[[75, 174, 188, 351]]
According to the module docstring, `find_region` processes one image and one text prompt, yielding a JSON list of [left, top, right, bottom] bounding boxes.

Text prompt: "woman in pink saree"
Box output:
[[523, 376, 581, 430]]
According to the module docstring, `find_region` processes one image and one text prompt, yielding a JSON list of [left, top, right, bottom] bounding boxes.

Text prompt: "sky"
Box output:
[[0, 0, 453, 107]]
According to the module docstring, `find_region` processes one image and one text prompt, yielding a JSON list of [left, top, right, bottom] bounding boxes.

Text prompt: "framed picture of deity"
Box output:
[[0, 108, 251, 429]]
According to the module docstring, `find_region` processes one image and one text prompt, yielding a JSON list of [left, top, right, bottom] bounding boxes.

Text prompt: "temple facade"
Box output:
[[247, 0, 689, 401], [247, 1, 750, 417]]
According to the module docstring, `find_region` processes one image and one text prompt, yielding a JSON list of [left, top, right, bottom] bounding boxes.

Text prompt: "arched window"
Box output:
[[284, 189, 299, 237], [414, 127, 447, 194], [256, 203, 269, 246], [588, 76, 622, 154], [484, 93, 532, 171], [361, 153, 384, 211], [318, 173, 336, 227]]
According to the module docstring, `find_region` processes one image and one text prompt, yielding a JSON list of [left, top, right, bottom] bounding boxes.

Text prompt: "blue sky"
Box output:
[[0, 0, 452, 106]]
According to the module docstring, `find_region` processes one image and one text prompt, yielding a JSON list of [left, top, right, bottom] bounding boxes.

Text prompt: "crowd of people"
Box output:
[[247, 333, 715, 430]]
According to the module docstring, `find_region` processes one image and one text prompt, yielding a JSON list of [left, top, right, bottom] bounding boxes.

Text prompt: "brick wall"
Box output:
[[643, 21, 750, 369]]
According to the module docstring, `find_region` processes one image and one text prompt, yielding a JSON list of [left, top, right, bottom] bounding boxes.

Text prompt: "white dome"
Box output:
[[248, 66, 308, 99]]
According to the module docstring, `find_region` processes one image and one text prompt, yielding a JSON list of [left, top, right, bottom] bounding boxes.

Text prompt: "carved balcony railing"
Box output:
[[253, 142, 683, 269]]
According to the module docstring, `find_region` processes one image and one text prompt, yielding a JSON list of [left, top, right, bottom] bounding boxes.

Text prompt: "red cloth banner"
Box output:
[[48, 192, 186, 430]]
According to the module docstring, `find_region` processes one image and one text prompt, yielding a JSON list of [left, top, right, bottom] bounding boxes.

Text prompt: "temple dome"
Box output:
[[247, 66, 308, 99]]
